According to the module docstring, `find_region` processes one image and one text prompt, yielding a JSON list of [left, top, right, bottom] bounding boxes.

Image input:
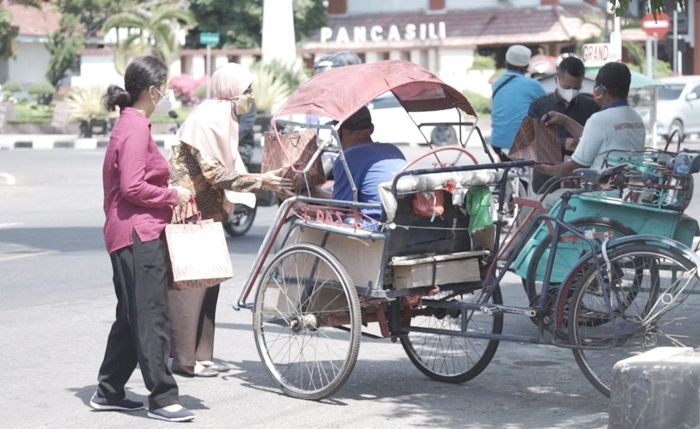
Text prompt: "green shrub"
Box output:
[[2, 81, 22, 94], [462, 89, 491, 115], [66, 86, 113, 121], [471, 54, 496, 71], [28, 81, 55, 105], [10, 102, 53, 124]]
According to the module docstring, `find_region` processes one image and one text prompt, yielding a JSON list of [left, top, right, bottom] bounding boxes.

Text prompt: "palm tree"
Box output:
[[102, 5, 195, 74]]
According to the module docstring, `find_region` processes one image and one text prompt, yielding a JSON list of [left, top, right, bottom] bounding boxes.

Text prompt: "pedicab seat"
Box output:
[[378, 169, 501, 222]]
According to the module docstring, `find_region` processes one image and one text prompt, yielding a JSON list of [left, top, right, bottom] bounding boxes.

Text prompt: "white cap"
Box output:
[[505, 45, 532, 67]]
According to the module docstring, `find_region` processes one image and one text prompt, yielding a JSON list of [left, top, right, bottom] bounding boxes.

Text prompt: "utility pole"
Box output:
[[673, 7, 678, 75]]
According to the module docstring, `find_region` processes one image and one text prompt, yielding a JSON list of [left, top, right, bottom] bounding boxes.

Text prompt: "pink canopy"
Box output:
[[274, 60, 476, 124]]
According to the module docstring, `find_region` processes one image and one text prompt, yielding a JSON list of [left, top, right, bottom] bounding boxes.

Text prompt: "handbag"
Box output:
[[508, 116, 563, 164], [165, 199, 233, 290], [262, 129, 326, 193]]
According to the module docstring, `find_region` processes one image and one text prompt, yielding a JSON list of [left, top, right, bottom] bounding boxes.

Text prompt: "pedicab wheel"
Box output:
[[569, 244, 700, 397], [400, 286, 503, 383], [223, 205, 257, 237], [253, 243, 361, 400]]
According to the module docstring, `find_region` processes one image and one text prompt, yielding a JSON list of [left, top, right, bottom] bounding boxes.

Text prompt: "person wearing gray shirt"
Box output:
[[534, 62, 644, 179]]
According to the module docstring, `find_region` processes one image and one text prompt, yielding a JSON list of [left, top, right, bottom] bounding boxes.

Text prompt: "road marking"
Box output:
[[0, 173, 16, 185], [0, 222, 23, 229], [0, 250, 54, 263]]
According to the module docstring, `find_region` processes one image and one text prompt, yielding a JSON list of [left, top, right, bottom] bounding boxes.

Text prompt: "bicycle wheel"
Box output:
[[569, 243, 700, 397], [401, 286, 503, 383], [223, 205, 257, 237], [524, 217, 636, 304], [253, 243, 361, 400]]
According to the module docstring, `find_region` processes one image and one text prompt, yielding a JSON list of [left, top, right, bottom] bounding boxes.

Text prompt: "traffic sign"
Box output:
[[199, 32, 220, 46], [641, 12, 670, 39]]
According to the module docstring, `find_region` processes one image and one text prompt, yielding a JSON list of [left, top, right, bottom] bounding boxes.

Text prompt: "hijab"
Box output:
[[176, 63, 255, 211]]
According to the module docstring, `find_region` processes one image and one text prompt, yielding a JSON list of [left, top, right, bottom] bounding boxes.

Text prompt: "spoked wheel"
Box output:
[[223, 205, 257, 237], [253, 244, 361, 400], [400, 286, 503, 383], [569, 244, 700, 397]]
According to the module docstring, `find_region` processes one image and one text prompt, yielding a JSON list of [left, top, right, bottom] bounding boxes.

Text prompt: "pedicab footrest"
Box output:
[[389, 250, 488, 290]]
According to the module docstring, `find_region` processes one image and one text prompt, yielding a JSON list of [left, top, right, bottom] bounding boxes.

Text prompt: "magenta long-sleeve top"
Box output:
[[102, 107, 178, 253]]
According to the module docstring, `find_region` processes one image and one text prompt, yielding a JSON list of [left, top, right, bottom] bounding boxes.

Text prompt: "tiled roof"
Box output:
[[3, 0, 60, 37], [304, 4, 604, 49]]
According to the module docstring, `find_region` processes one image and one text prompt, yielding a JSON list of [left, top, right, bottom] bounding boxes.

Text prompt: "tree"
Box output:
[[186, 0, 327, 49], [46, 14, 84, 86], [612, 0, 693, 15], [101, 5, 195, 73], [56, 0, 134, 37]]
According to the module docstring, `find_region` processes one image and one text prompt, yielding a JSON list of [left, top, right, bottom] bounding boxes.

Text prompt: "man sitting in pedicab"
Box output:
[[534, 62, 645, 204], [322, 106, 407, 221]]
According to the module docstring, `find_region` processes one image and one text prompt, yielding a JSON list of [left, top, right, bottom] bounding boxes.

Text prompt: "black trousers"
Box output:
[[97, 232, 179, 410], [168, 285, 220, 373]]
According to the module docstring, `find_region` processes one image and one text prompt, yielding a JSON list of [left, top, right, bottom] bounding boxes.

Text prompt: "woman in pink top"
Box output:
[[91, 56, 194, 423]]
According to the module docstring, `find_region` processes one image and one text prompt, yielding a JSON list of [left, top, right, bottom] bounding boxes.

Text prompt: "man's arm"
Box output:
[[542, 111, 584, 139], [534, 159, 584, 177]]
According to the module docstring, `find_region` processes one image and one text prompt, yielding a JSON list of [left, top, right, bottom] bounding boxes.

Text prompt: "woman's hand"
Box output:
[[260, 168, 293, 193], [174, 186, 192, 208]]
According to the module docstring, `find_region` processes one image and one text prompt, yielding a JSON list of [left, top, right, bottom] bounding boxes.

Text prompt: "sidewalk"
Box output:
[[0, 134, 180, 150]]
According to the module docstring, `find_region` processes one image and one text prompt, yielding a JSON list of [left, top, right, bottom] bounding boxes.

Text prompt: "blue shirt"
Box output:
[[491, 71, 546, 149], [332, 142, 406, 217]]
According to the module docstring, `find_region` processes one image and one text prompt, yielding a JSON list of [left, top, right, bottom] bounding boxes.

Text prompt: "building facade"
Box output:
[[0, 1, 58, 85]]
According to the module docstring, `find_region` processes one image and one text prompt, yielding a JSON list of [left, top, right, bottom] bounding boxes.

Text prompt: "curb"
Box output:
[[0, 135, 179, 151]]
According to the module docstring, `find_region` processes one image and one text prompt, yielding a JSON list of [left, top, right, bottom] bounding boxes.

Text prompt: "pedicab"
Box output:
[[235, 60, 700, 400]]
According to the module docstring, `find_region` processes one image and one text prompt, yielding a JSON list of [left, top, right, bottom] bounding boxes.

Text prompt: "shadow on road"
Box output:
[[220, 357, 607, 428]]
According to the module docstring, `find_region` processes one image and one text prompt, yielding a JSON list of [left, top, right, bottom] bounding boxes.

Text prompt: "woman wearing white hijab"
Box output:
[[168, 63, 291, 377]]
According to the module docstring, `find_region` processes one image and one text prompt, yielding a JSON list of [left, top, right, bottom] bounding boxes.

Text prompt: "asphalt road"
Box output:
[[2, 149, 697, 428]]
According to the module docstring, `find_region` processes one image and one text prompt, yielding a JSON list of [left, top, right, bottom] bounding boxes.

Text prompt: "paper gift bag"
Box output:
[[262, 129, 326, 192], [508, 116, 563, 164], [165, 219, 233, 290]]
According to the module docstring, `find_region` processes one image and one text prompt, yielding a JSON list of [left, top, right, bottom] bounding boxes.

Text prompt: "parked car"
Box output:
[[651, 76, 700, 141]]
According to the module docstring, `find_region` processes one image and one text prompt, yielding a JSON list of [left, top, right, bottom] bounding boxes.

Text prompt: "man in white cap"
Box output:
[[490, 45, 545, 159]]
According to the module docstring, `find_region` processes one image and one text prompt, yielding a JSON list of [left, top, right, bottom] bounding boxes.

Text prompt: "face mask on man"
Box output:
[[152, 88, 175, 114], [592, 84, 606, 106], [234, 93, 255, 116], [557, 85, 579, 103]]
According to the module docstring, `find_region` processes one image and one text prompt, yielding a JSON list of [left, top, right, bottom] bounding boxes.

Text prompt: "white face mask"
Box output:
[[153, 88, 175, 114], [557, 85, 579, 103]]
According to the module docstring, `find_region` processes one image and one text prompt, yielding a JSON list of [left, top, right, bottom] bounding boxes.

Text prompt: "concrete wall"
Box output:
[[347, 0, 425, 15], [70, 54, 123, 89], [438, 48, 474, 91], [7, 41, 51, 85]]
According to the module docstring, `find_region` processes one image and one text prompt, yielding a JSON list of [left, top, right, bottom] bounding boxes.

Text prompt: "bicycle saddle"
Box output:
[[572, 168, 601, 184]]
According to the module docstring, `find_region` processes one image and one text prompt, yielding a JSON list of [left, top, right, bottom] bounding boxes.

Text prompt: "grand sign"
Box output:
[[319, 22, 447, 44]]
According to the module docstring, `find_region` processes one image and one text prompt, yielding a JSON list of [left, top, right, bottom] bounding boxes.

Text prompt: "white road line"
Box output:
[[0, 222, 23, 229], [0, 250, 55, 263], [0, 173, 16, 185]]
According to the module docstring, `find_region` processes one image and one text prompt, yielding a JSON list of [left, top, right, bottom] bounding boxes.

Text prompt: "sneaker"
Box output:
[[147, 405, 195, 422], [198, 361, 230, 373], [89, 392, 144, 412]]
